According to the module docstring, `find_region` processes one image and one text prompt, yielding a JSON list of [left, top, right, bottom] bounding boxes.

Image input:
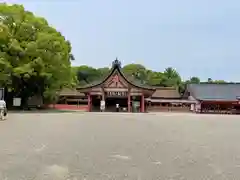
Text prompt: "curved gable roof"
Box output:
[[77, 59, 155, 91]]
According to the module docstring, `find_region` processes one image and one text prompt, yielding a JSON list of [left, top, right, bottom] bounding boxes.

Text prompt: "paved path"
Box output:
[[0, 113, 240, 179]]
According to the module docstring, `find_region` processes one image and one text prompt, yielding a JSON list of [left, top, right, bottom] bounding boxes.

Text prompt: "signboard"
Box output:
[[13, 98, 21, 107], [107, 91, 128, 97], [0, 88, 4, 100]]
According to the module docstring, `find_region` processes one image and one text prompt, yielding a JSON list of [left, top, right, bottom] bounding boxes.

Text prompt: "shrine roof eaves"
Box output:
[[76, 59, 155, 91]]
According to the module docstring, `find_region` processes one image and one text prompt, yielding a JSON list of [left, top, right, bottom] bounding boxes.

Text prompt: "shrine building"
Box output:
[[76, 59, 156, 112]]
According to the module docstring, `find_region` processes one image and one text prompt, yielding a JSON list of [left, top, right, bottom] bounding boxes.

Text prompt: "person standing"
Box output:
[[100, 100, 105, 112], [0, 100, 7, 120], [116, 103, 119, 112]]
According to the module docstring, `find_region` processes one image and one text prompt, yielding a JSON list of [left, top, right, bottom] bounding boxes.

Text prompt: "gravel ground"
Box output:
[[0, 112, 240, 180]]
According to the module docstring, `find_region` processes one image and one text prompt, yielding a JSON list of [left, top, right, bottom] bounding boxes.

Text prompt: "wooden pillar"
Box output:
[[141, 94, 145, 113], [87, 93, 91, 112], [128, 91, 131, 112], [101, 87, 105, 101]]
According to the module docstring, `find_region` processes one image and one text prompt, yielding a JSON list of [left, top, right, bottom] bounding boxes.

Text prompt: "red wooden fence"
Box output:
[[47, 104, 88, 111]]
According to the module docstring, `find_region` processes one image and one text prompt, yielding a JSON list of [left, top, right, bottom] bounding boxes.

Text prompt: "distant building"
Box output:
[[183, 83, 240, 114]]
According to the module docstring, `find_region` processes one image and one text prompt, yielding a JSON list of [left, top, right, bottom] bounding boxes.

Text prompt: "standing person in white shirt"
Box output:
[[0, 100, 7, 120], [100, 100, 105, 112], [116, 103, 119, 112]]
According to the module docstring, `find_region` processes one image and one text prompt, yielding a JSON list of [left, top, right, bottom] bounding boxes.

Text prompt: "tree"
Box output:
[[77, 70, 89, 84], [97, 67, 110, 77], [162, 67, 182, 87], [207, 78, 213, 83], [146, 71, 165, 86], [122, 64, 147, 83], [187, 77, 200, 84], [213, 80, 226, 84], [0, 3, 73, 107], [76, 65, 100, 85]]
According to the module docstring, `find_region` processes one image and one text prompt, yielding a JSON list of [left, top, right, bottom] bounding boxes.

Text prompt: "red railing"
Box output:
[[47, 104, 88, 111]]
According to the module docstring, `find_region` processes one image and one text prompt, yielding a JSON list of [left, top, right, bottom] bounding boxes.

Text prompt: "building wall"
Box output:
[[0, 88, 4, 100]]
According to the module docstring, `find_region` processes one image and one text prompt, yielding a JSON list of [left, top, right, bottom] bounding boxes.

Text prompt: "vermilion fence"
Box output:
[[47, 104, 88, 111]]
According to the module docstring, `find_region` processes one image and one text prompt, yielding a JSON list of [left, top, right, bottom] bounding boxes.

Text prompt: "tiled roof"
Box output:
[[59, 89, 85, 96], [146, 99, 197, 103], [151, 87, 180, 98], [187, 84, 240, 101]]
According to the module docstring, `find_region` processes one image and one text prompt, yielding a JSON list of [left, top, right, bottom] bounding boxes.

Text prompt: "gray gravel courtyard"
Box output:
[[0, 112, 240, 180]]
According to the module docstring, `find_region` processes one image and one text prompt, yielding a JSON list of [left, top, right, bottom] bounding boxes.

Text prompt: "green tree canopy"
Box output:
[[122, 64, 148, 83], [146, 71, 165, 86], [0, 3, 74, 106], [186, 77, 201, 84], [97, 67, 110, 77], [213, 80, 226, 84], [161, 67, 182, 87], [76, 65, 100, 85]]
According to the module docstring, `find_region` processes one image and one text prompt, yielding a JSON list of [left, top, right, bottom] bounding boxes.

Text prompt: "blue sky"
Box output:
[[5, 0, 240, 81]]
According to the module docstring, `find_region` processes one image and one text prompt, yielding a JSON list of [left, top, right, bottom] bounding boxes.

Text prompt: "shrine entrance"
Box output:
[[105, 97, 128, 112], [104, 91, 127, 112], [91, 96, 128, 112], [90, 91, 129, 112], [91, 96, 142, 112]]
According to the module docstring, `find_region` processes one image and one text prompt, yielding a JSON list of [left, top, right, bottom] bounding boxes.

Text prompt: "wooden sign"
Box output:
[[107, 91, 128, 97], [13, 98, 21, 107]]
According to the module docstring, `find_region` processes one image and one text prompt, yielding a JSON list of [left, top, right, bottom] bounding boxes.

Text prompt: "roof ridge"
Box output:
[[190, 83, 240, 86]]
